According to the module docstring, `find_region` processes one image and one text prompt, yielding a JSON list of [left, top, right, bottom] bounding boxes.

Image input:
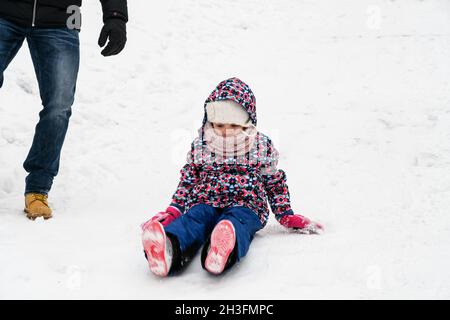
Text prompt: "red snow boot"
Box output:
[[141, 220, 173, 277], [204, 220, 236, 275]]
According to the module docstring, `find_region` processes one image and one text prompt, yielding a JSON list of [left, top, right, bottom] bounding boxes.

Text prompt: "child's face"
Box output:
[[212, 123, 244, 137]]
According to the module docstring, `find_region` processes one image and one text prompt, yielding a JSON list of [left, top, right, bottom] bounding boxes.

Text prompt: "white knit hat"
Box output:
[[206, 100, 252, 127]]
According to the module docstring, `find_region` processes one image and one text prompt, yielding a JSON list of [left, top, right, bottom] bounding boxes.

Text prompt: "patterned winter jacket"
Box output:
[[170, 78, 293, 227]]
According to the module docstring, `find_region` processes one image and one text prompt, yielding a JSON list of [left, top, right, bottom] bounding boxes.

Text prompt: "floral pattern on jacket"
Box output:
[[170, 77, 293, 227]]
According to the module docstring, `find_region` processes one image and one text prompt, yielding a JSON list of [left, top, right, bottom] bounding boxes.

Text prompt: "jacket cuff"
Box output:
[[104, 11, 128, 23], [275, 209, 294, 222], [101, 0, 128, 23]]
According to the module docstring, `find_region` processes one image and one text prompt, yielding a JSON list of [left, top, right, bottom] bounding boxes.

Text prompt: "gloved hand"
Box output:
[[98, 18, 127, 56], [141, 206, 182, 230], [279, 214, 324, 234]]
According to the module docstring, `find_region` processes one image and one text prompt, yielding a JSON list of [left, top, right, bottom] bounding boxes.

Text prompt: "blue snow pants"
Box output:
[[164, 204, 263, 271]]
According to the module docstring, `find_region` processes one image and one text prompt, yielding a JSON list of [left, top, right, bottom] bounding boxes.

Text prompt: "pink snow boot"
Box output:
[[204, 220, 236, 275], [141, 220, 173, 277]]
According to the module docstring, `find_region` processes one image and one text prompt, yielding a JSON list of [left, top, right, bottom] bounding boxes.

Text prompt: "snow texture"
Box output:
[[1, 0, 450, 299]]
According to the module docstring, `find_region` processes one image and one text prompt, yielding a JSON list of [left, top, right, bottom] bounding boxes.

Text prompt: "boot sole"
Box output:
[[24, 209, 52, 220], [205, 220, 236, 275], [142, 220, 170, 277]]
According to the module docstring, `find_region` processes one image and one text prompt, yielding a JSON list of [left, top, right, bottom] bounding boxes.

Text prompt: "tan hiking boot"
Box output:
[[24, 193, 53, 220]]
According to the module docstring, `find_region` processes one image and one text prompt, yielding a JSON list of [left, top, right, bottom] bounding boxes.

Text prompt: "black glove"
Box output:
[[98, 18, 127, 57]]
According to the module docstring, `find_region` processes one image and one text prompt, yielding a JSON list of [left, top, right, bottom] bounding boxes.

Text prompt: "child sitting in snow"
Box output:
[[141, 77, 323, 277]]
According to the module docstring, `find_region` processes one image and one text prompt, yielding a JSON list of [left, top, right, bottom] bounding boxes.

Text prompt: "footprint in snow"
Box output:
[[1, 177, 15, 194], [1, 128, 16, 144], [16, 78, 34, 95]]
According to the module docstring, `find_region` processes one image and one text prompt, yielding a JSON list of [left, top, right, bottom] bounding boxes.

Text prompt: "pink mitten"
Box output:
[[279, 214, 324, 234], [141, 206, 182, 229]]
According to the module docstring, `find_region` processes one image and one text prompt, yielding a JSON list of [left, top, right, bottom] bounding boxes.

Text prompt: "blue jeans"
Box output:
[[0, 18, 80, 195], [165, 204, 263, 271]]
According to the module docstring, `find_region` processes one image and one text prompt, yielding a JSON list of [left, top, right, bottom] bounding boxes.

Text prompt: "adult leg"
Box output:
[[23, 27, 80, 195], [0, 18, 26, 88], [202, 206, 262, 273]]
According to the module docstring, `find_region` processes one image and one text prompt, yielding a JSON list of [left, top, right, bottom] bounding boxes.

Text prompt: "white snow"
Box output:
[[1, 0, 450, 299]]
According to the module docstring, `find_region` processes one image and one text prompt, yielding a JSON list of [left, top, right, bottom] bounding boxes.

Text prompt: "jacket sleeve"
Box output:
[[100, 0, 128, 22], [169, 143, 199, 214], [260, 140, 294, 220]]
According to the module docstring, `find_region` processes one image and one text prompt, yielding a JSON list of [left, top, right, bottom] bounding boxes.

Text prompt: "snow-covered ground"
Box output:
[[1, 0, 450, 299]]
